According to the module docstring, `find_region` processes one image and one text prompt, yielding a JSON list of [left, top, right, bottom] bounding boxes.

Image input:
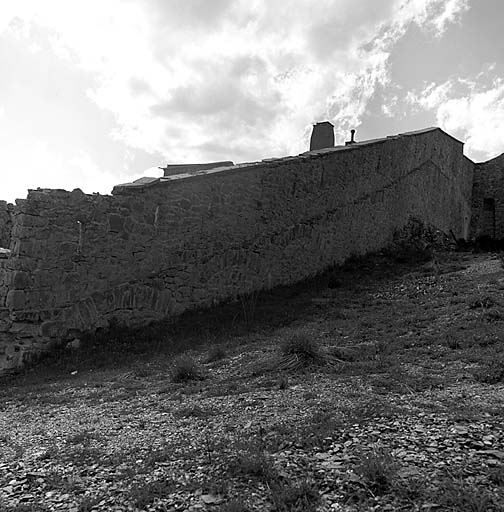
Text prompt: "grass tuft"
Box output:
[[229, 435, 279, 483], [170, 354, 205, 383], [205, 345, 228, 363], [270, 480, 321, 511], [353, 447, 398, 495], [446, 336, 463, 350], [488, 465, 504, 486], [277, 374, 289, 390], [229, 449, 277, 482], [469, 295, 498, 309], [473, 358, 504, 384], [128, 478, 176, 508], [277, 334, 329, 370], [426, 476, 498, 511]]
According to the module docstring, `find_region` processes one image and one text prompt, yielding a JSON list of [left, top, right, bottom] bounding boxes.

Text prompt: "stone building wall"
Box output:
[[0, 201, 13, 249], [0, 128, 474, 373], [470, 154, 504, 239]]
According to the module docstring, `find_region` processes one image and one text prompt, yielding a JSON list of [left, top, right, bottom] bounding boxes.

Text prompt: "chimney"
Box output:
[[345, 129, 356, 146], [310, 121, 334, 151]]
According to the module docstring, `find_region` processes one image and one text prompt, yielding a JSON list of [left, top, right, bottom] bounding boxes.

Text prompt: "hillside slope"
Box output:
[[1, 249, 504, 511]]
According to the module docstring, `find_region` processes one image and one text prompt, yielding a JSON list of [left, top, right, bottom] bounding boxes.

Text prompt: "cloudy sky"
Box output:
[[1, 0, 503, 202]]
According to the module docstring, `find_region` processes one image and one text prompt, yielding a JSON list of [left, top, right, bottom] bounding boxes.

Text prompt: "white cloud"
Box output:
[[429, 0, 469, 35], [0, 140, 132, 202], [0, 0, 473, 201], [407, 74, 504, 160], [407, 80, 454, 110]]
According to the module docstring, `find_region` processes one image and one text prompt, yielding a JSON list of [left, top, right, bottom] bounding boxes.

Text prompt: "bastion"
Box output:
[[0, 125, 501, 374]]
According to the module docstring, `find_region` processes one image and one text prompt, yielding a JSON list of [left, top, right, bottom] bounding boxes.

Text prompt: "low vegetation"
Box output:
[[2, 244, 504, 510], [169, 354, 205, 382]]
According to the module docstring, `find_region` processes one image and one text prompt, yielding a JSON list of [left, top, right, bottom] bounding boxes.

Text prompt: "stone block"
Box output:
[[109, 214, 124, 232], [40, 320, 66, 338], [14, 239, 35, 257], [17, 214, 48, 228], [6, 290, 25, 310], [8, 323, 40, 337], [12, 271, 32, 289], [10, 310, 41, 322]]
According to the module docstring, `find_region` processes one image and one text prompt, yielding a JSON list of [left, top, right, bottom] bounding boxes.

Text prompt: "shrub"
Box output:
[[170, 355, 204, 383]]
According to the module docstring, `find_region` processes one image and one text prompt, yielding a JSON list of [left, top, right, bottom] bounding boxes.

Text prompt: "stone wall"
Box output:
[[0, 128, 474, 373], [470, 153, 504, 239], [0, 201, 13, 249]]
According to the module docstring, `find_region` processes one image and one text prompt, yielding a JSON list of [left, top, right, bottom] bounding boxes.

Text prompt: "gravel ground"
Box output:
[[1, 250, 504, 511]]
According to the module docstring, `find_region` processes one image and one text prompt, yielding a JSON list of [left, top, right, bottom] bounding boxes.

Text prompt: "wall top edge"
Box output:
[[112, 126, 463, 195], [475, 152, 504, 167], [10, 126, 468, 201]]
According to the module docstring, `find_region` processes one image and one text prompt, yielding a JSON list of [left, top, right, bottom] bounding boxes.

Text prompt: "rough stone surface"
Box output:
[[0, 128, 475, 373], [470, 153, 504, 239], [0, 201, 13, 249]]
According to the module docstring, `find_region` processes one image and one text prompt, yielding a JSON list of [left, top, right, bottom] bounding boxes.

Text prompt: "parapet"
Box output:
[[112, 127, 466, 196], [161, 161, 235, 176]]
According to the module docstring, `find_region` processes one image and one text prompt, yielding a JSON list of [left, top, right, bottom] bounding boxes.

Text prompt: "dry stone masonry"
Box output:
[[0, 201, 13, 250], [0, 127, 486, 374], [470, 154, 504, 240]]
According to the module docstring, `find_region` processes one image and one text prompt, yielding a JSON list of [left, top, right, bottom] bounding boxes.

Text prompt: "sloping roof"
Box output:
[[161, 161, 234, 176], [299, 127, 463, 157], [112, 127, 466, 194]]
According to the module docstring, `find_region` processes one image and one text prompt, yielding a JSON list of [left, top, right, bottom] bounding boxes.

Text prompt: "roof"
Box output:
[[161, 161, 234, 176], [300, 127, 464, 157], [112, 127, 466, 194]]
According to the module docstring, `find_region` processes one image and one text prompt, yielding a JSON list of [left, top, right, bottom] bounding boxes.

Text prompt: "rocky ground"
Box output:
[[1, 248, 504, 511]]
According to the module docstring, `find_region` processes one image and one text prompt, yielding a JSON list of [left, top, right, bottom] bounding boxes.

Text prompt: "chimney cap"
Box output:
[[345, 128, 357, 146]]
